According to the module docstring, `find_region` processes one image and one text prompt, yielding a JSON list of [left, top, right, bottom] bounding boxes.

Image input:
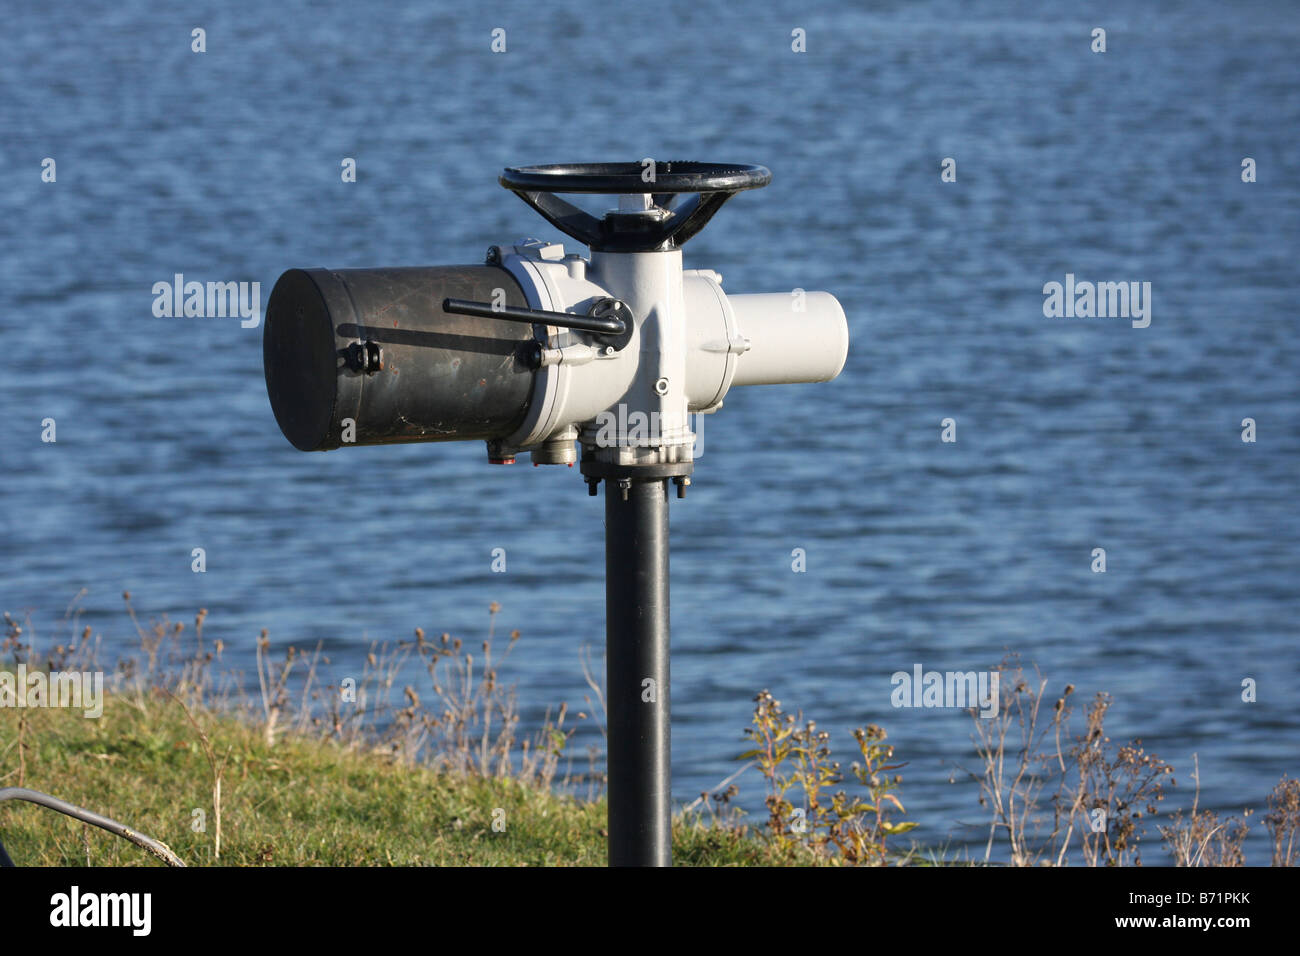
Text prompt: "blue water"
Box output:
[[3, 0, 1298, 863]]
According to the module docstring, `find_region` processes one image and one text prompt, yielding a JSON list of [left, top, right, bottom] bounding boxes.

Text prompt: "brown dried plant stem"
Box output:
[[164, 689, 230, 861]]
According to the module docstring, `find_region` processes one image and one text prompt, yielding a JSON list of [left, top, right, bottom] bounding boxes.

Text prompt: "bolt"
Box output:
[[585, 477, 600, 497], [617, 478, 631, 501], [604, 345, 615, 356], [654, 377, 670, 396], [345, 340, 383, 374], [485, 246, 501, 265], [673, 476, 691, 499]]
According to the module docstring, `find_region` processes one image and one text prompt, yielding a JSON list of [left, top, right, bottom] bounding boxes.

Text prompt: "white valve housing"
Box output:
[[489, 231, 848, 472]]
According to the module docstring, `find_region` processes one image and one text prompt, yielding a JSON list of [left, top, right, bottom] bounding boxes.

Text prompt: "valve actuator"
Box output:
[[263, 162, 848, 488], [263, 161, 848, 867]]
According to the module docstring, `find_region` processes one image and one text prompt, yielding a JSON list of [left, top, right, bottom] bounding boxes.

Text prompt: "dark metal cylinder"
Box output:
[[263, 266, 538, 451], [604, 478, 672, 867]]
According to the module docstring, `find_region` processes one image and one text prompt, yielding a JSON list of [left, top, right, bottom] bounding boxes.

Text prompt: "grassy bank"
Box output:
[[4, 598, 1297, 866], [1, 686, 802, 866]]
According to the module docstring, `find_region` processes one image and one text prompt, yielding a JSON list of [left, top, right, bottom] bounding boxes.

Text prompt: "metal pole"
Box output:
[[604, 476, 671, 866]]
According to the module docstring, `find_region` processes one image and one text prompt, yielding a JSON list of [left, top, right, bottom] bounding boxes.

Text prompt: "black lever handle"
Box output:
[[442, 298, 627, 336]]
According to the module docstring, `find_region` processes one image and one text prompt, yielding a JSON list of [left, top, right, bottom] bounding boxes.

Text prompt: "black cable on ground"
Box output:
[[0, 787, 185, 867]]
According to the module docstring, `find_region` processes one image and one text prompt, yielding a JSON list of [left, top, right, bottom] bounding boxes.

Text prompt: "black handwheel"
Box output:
[[500, 161, 771, 253]]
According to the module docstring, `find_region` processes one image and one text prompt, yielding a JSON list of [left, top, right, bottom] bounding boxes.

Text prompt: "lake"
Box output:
[[2, 0, 1297, 863]]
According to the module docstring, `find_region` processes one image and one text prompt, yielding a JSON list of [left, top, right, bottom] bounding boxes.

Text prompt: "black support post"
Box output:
[[604, 477, 672, 867]]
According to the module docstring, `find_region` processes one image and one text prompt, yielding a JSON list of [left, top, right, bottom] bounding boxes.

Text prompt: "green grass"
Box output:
[[0, 688, 811, 866]]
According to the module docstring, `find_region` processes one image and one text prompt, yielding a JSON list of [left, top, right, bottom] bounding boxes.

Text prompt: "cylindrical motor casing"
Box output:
[[264, 266, 538, 451], [729, 292, 848, 386]]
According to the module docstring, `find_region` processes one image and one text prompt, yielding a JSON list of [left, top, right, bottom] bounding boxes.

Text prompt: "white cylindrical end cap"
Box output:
[[729, 291, 848, 387]]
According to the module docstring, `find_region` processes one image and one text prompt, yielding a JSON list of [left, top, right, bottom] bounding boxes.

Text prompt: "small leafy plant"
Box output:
[[741, 690, 915, 864]]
